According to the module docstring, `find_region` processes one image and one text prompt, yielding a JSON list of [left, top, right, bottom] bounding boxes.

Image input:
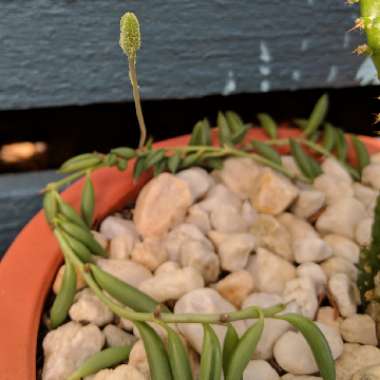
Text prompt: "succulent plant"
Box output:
[[41, 10, 380, 380]]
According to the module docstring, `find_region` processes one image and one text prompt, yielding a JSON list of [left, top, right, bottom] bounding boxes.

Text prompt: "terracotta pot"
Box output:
[[0, 128, 379, 380]]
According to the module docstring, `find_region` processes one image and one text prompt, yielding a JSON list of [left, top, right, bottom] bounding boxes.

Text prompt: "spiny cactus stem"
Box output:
[[359, 0, 380, 77]]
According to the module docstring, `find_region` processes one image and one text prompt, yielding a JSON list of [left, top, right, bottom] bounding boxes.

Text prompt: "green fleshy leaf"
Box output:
[[277, 314, 335, 380], [257, 113, 277, 139], [304, 94, 329, 136]]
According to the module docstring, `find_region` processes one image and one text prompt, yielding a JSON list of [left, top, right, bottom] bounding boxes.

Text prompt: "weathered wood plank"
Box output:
[[0, 0, 370, 110], [0, 171, 61, 256]]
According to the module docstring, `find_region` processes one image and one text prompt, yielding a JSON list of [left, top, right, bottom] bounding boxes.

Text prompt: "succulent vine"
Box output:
[[43, 10, 380, 380]]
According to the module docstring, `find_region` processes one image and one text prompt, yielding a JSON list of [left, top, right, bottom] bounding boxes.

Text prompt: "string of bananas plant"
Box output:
[[41, 10, 380, 380]]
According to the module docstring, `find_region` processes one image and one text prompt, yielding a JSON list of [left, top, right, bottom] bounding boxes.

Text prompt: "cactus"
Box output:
[[350, 0, 380, 78], [358, 193, 380, 306]]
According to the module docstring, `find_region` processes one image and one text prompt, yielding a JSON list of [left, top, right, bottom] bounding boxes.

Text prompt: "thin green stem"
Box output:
[[84, 272, 285, 324], [228, 147, 309, 181], [44, 163, 106, 193], [265, 138, 290, 146], [264, 136, 334, 158], [129, 61, 147, 148], [59, 232, 285, 324], [44, 171, 88, 192], [300, 139, 333, 158], [166, 144, 309, 182]]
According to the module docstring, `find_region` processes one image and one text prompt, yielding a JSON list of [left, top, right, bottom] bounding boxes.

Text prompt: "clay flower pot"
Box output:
[[0, 128, 379, 380]]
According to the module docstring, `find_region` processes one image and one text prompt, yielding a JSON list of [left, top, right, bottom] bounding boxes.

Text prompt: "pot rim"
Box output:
[[0, 128, 379, 380]]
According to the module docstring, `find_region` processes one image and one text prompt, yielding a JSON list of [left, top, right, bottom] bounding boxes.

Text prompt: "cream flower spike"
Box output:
[[119, 12, 141, 60]]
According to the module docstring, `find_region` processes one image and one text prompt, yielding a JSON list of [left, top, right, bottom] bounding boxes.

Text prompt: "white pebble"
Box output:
[[316, 306, 341, 332], [69, 289, 113, 326], [100, 216, 138, 240], [154, 261, 180, 275], [210, 204, 248, 233], [293, 237, 332, 264], [243, 293, 292, 359], [352, 364, 380, 380], [251, 214, 293, 261], [314, 174, 354, 205], [214, 232, 256, 272], [328, 273, 359, 318], [128, 340, 150, 378], [133, 173, 192, 237], [283, 277, 318, 319], [323, 234, 360, 264], [131, 237, 168, 271], [247, 248, 296, 294], [250, 168, 299, 215], [277, 213, 318, 241], [174, 288, 246, 353], [243, 360, 280, 380], [336, 343, 380, 380], [340, 314, 378, 345], [185, 204, 211, 233], [138, 266, 204, 302], [103, 324, 137, 347], [296, 263, 327, 296], [274, 323, 343, 375], [180, 239, 220, 283], [216, 270, 255, 307], [316, 197, 366, 239], [362, 163, 380, 190], [291, 189, 325, 219], [177, 167, 214, 201], [321, 257, 358, 281], [42, 322, 105, 380], [281, 376, 322, 380], [164, 223, 211, 262], [96, 258, 152, 287], [321, 158, 352, 184], [353, 183, 378, 210], [198, 184, 241, 213], [109, 233, 138, 260], [89, 364, 146, 380], [281, 156, 302, 177], [216, 157, 262, 199], [241, 200, 259, 226]]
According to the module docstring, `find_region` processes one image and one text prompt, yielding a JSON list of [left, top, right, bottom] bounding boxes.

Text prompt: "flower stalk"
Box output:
[[120, 12, 147, 148]]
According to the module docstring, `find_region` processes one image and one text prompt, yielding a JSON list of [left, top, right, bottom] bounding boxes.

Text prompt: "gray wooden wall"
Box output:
[[0, 0, 375, 111], [0, 0, 378, 255]]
